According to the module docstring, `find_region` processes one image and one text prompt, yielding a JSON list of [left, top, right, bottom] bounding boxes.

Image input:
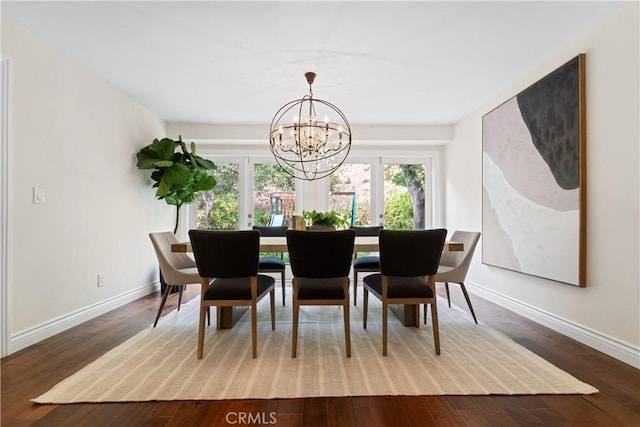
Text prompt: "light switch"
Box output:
[[33, 187, 46, 205]]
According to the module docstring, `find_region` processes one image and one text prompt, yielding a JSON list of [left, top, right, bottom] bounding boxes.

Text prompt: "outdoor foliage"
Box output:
[[197, 163, 239, 229], [198, 193, 239, 230], [385, 191, 414, 230]]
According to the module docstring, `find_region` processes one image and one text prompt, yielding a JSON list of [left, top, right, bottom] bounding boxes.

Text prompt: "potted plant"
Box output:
[[302, 210, 350, 230], [136, 136, 216, 233]]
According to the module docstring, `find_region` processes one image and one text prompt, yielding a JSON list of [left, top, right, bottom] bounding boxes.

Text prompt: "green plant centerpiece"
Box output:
[[302, 210, 350, 230], [136, 136, 216, 233]]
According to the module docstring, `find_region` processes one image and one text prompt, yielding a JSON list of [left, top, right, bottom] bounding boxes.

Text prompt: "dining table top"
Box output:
[[171, 235, 463, 253]]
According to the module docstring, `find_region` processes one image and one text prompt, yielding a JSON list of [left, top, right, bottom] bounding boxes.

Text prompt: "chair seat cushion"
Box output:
[[353, 256, 380, 270], [297, 277, 346, 300], [204, 275, 275, 300], [363, 274, 434, 299], [258, 256, 285, 270]]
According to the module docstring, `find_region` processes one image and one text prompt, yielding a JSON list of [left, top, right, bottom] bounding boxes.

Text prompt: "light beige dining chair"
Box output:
[[149, 232, 202, 327], [424, 230, 481, 324]]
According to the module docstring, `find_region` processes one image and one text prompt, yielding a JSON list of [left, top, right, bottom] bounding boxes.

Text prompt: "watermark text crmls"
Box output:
[[225, 411, 277, 425]]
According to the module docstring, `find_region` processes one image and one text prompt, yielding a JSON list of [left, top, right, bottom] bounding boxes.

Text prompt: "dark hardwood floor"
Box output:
[[2, 284, 639, 426]]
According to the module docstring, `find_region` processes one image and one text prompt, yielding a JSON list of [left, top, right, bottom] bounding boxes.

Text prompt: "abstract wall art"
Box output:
[[482, 54, 586, 287]]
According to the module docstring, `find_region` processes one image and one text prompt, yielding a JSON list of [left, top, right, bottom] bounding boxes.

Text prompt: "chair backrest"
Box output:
[[286, 230, 356, 278], [269, 213, 285, 226], [149, 232, 197, 283], [379, 229, 447, 277], [438, 231, 481, 277], [188, 230, 260, 278], [252, 225, 288, 237], [350, 225, 383, 237]]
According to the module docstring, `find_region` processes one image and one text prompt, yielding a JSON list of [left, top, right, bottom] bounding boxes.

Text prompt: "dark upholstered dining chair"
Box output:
[[189, 230, 276, 359], [363, 229, 447, 356], [149, 232, 202, 327], [253, 225, 288, 306], [350, 226, 383, 306], [286, 229, 356, 358]]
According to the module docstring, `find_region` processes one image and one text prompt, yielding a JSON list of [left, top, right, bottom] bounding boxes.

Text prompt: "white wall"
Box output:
[[2, 18, 173, 353], [444, 3, 639, 367]]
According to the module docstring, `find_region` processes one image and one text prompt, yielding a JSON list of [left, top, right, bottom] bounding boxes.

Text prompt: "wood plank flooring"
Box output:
[[2, 284, 639, 426]]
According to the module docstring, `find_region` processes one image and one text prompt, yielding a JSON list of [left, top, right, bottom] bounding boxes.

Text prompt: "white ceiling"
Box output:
[[2, 1, 623, 126]]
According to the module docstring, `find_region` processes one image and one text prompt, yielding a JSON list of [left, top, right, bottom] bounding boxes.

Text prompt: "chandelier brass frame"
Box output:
[[269, 72, 352, 181]]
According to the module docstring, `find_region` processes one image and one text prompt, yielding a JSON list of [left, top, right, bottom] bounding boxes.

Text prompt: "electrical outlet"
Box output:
[[97, 273, 105, 287]]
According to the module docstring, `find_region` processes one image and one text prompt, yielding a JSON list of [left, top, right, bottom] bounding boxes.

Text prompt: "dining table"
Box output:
[[172, 235, 463, 254], [172, 235, 463, 329]]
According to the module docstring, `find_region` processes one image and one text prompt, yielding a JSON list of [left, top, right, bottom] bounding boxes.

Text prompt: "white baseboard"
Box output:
[[465, 281, 640, 370], [9, 282, 159, 355]]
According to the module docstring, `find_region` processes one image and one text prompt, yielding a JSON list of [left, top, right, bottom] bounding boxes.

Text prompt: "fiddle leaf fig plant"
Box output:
[[136, 136, 216, 233]]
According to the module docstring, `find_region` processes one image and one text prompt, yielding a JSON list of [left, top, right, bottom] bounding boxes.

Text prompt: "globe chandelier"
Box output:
[[269, 72, 352, 181]]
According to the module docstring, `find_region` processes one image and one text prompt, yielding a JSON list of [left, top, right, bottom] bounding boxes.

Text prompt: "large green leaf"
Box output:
[[194, 174, 217, 191], [149, 138, 178, 160], [162, 163, 191, 185], [194, 156, 215, 170], [156, 177, 172, 198]]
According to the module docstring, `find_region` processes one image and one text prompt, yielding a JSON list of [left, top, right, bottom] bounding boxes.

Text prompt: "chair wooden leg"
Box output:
[[459, 282, 478, 324], [430, 301, 440, 355], [343, 300, 351, 358], [363, 288, 369, 329], [197, 304, 207, 359], [281, 271, 286, 306], [153, 284, 172, 327], [445, 282, 451, 308], [414, 304, 420, 329], [382, 302, 388, 356], [177, 285, 185, 311], [353, 270, 358, 305], [292, 299, 299, 358]]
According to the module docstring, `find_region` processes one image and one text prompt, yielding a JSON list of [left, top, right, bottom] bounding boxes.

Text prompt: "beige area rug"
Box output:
[[33, 290, 597, 403]]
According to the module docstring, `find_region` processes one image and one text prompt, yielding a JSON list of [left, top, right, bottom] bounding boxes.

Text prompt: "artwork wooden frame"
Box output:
[[482, 54, 586, 287]]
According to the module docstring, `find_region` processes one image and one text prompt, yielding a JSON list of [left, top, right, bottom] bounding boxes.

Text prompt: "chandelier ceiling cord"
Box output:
[[269, 72, 352, 181]]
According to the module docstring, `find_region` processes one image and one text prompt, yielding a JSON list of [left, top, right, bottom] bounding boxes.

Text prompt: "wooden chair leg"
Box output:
[[153, 284, 172, 327], [459, 282, 478, 324], [343, 300, 351, 358], [430, 301, 440, 355], [292, 299, 299, 358], [197, 304, 207, 359], [414, 304, 420, 329]]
